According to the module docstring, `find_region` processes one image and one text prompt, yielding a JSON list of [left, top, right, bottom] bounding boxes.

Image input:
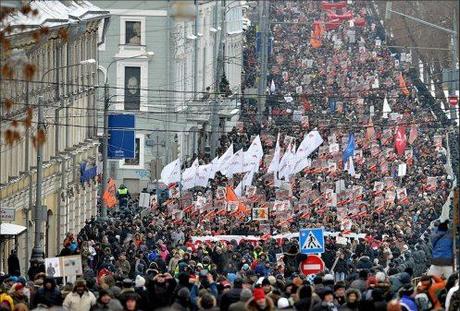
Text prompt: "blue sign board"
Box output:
[[108, 114, 135, 159], [299, 228, 325, 254]]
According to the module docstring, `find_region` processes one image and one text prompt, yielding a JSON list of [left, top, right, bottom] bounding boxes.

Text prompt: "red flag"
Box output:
[[395, 126, 407, 156], [408, 124, 418, 144], [399, 73, 410, 96], [226, 186, 248, 214]]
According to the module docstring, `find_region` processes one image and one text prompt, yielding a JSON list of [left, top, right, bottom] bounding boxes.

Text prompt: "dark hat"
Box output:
[[261, 278, 271, 287], [318, 287, 334, 299], [122, 278, 133, 287]]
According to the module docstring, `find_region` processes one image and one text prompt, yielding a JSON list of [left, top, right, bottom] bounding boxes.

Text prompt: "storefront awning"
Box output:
[[0, 223, 27, 236]]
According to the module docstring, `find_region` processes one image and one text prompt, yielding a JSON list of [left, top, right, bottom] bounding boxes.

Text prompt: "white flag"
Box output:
[[195, 164, 212, 187], [268, 133, 281, 173], [383, 96, 391, 119], [270, 80, 276, 93], [224, 149, 244, 178], [344, 157, 356, 177], [209, 157, 219, 180], [243, 135, 263, 172], [292, 130, 323, 174], [160, 158, 181, 185], [279, 142, 294, 180], [235, 169, 256, 197], [218, 143, 234, 173], [182, 159, 199, 190]]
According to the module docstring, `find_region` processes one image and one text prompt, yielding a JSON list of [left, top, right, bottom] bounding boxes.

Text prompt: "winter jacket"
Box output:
[[32, 287, 63, 307], [62, 291, 96, 311], [399, 295, 417, 311], [311, 301, 339, 311], [431, 230, 453, 266]]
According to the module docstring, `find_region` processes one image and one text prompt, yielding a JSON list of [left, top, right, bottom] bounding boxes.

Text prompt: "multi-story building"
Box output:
[[0, 1, 109, 271], [94, 0, 244, 192]]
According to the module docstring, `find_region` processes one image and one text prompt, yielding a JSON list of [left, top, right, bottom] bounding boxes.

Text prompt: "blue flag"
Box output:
[[328, 98, 336, 114], [342, 133, 356, 163]]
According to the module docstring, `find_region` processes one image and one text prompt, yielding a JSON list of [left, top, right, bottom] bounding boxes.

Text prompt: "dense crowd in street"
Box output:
[[0, 1, 458, 311]]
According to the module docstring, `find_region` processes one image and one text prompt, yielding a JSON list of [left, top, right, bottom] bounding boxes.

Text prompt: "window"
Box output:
[[124, 138, 140, 166], [125, 21, 141, 45], [124, 67, 141, 110]]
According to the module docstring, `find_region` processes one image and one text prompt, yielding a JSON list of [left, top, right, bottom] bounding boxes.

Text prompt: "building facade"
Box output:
[[94, 0, 244, 193], [0, 1, 109, 271]]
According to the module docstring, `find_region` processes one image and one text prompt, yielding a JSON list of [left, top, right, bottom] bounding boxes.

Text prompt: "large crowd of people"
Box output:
[[0, 1, 458, 311]]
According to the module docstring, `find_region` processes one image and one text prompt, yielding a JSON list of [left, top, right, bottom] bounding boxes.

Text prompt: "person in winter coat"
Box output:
[[219, 278, 243, 311], [294, 285, 312, 310], [282, 244, 307, 277], [428, 221, 453, 278], [398, 285, 418, 311], [146, 272, 177, 309], [245, 287, 275, 311], [31, 277, 62, 308], [91, 289, 123, 311], [122, 292, 143, 311], [62, 279, 96, 311], [9, 283, 29, 307], [349, 270, 368, 293], [7, 250, 20, 277], [339, 288, 361, 311], [168, 287, 192, 311], [418, 274, 446, 310], [228, 288, 252, 311]]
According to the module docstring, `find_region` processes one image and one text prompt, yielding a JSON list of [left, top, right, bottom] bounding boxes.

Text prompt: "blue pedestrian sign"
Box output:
[[299, 228, 325, 254]]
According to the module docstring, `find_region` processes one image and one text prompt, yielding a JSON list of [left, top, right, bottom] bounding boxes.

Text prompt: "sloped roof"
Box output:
[[5, 0, 109, 31]]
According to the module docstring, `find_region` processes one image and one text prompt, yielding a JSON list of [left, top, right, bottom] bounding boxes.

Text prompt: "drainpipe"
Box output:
[[25, 80, 31, 272]]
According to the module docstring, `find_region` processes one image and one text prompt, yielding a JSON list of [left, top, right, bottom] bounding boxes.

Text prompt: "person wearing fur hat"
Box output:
[[245, 287, 275, 311], [339, 288, 361, 311], [62, 279, 96, 311]]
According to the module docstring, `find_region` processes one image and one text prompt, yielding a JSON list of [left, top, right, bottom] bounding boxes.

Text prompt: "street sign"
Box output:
[[448, 96, 458, 107], [300, 255, 325, 275], [299, 228, 325, 254], [0, 208, 15, 221], [108, 114, 135, 159]]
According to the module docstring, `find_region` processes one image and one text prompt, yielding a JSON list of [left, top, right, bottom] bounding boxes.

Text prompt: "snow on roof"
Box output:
[[5, 0, 109, 31], [0, 223, 26, 236]]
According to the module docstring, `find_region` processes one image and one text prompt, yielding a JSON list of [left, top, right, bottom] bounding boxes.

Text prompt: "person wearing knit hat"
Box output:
[[277, 297, 293, 310], [245, 286, 275, 311], [134, 275, 145, 289], [9, 282, 28, 306]]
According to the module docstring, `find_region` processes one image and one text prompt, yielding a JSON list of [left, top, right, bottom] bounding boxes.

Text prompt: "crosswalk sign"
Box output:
[[299, 228, 325, 254]]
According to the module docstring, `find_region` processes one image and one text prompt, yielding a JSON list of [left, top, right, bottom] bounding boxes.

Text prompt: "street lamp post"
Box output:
[[30, 59, 96, 263], [97, 52, 153, 220]]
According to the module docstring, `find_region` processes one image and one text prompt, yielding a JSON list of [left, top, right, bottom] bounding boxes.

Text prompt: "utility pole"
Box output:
[[100, 83, 109, 219], [210, 0, 225, 158], [30, 96, 45, 262], [257, 0, 270, 121], [449, 9, 458, 122]]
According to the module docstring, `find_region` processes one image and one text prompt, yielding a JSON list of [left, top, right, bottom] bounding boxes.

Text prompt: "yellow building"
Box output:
[[0, 1, 109, 274]]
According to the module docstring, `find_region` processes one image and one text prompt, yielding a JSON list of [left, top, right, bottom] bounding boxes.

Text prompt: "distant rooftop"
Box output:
[[4, 0, 109, 32]]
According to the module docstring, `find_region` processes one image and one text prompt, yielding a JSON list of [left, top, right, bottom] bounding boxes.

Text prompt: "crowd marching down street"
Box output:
[[1, 1, 458, 311]]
